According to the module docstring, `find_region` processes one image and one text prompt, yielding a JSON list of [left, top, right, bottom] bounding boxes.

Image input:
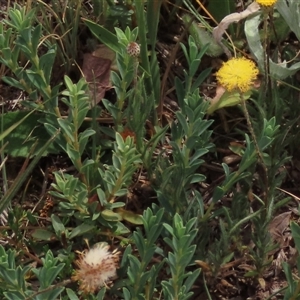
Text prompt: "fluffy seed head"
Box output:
[[126, 42, 140, 57], [72, 243, 120, 294]]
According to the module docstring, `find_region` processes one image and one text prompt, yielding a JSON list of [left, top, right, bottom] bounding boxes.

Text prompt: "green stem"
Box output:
[[72, 94, 87, 186], [25, 279, 71, 300], [115, 54, 130, 130], [106, 161, 126, 202], [290, 280, 300, 300], [131, 261, 147, 300], [240, 92, 269, 208]]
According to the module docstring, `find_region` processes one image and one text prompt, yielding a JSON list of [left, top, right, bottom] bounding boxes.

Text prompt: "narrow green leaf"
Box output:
[[291, 222, 300, 253], [0, 130, 59, 214], [0, 110, 34, 141], [83, 19, 120, 54]]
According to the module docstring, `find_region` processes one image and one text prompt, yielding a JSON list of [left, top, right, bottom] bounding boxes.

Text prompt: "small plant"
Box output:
[[120, 206, 165, 300], [0, 246, 65, 300], [281, 222, 300, 299], [0, 5, 59, 110], [161, 214, 200, 300]]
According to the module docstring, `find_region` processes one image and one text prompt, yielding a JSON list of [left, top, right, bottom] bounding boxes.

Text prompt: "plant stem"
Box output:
[[25, 279, 71, 300], [240, 92, 269, 205]]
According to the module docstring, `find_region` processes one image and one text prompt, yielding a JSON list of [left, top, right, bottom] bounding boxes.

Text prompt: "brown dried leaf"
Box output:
[[93, 44, 117, 71], [222, 154, 241, 165], [210, 85, 226, 107], [258, 277, 266, 290], [82, 52, 112, 106], [93, 44, 116, 61], [273, 248, 287, 275], [268, 211, 291, 247], [213, 2, 260, 45], [195, 260, 211, 272]]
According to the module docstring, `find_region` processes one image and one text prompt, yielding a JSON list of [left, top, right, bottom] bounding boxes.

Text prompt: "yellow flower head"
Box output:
[[256, 0, 277, 7], [216, 57, 259, 93]]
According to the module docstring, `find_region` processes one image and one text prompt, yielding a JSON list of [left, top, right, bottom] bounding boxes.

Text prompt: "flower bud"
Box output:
[[126, 42, 140, 57]]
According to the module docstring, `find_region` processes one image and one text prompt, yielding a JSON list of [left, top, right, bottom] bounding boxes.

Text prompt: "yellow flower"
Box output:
[[256, 0, 277, 7], [72, 243, 120, 294], [216, 57, 259, 93]]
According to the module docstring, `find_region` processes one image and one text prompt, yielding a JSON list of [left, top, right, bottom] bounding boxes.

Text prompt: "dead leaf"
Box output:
[[212, 2, 260, 57], [93, 44, 117, 71], [82, 52, 113, 106], [220, 279, 236, 290], [209, 85, 226, 107], [222, 154, 241, 165], [268, 211, 291, 247], [120, 128, 136, 143], [195, 260, 211, 272], [258, 277, 266, 290], [273, 248, 287, 275]]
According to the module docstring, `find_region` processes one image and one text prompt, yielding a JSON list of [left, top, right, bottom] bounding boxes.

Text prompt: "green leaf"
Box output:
[[38, 287, 64, 300], [1, 76, 25, 90], [57, 118, 75, 142], [83, 19, 120, 54], [116, 208, 143, 225], [0, 110, 31, 141], [63, 75, 74, 92], [191, 68, 212, 91], [176, 112, 189, 135], [101, 209, 122, 221], [114, 221, 130, 235], [276, 0, 300, 41], [291, 222, 300, 253], [31, 229, 56, 241], [69, 224, 95, 239], [31, 24, 42, 53], [245, 15, 300, 79], [207, 90, 251, 115], [96, 287, 106, 300], [66, 288, 80, 300], [79, 129, 95, 154], [26, 70, 47, 90], [4, 292, 25, 300], [44, 122, 67, 152], [146, 0, 162, 48], [189, 173, 206, 183], [122, 287, 131, 300], [0, 129, 59, 214], [40, 46, 57, 84], [1, 111, 60, 157], [207, 0, 235, 23], [212, 186, 225, 203], [51, 215, 65, 235], [282, 262, 294, 288]]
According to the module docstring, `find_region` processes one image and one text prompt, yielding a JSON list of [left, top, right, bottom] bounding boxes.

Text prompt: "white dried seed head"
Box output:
[[72, 243, 120, 294]]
